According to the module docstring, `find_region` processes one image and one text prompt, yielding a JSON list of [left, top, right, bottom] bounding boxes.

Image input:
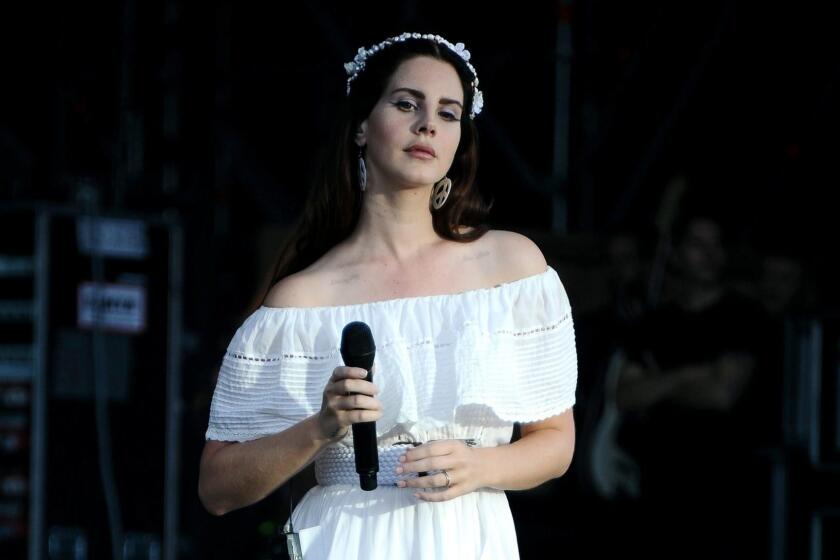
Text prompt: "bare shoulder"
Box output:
[[262, 269, 325, 309], [485, 229, 548, 281]]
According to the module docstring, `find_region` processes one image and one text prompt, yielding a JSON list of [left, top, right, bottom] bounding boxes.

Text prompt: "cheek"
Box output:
[[366, 121, 401, 160], [441, 130, 462, 166]]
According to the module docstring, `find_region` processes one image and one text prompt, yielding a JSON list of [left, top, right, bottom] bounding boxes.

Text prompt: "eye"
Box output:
[[439, 110, 461, 122], [393, 99, 418, 112]]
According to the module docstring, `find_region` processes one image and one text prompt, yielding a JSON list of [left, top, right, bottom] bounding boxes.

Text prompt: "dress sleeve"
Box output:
[[204, 267, 578, 440], [447, 267, 578, 425], [511, 305, 578, 422], [496, 270, 578, 423], [204, 311, 337, 442]]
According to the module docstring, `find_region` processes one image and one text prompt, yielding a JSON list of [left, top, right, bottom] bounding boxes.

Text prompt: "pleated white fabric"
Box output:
[[290, 485, 518, 559], [205, 265, 578, 559]]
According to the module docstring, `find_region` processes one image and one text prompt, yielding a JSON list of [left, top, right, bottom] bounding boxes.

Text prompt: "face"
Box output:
[[675, 218, 726, 283], [356, 56, 464, 191]]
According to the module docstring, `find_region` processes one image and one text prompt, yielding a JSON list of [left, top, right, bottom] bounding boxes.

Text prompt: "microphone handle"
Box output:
[[343, 351, 378, 490], [352, 420, 378, 474]]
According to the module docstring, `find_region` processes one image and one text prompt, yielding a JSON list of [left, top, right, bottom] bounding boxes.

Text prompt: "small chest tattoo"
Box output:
[[329, 272, 360, 286], [462, 250, 491, 262]]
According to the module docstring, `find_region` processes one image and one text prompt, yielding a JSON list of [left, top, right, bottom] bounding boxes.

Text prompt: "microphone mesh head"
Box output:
[[341, 321, 375, 352]]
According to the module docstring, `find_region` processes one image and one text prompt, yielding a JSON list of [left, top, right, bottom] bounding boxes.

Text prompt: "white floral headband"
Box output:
[[343, 32, 484, 119]]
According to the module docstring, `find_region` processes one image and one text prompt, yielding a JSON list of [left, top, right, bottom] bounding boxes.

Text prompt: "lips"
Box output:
[[405, 144, 436, 157]]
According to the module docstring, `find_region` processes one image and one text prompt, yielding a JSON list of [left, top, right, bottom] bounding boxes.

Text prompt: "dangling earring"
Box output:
[[431, 177, 452, 210], [358, 147, 367, 192]]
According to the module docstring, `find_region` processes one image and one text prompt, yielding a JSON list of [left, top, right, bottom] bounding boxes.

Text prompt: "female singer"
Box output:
[[198, 32, 578, 559]]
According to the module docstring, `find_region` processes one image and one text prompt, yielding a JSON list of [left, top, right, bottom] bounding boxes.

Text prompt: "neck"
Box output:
[[346, 186, 441, 265]]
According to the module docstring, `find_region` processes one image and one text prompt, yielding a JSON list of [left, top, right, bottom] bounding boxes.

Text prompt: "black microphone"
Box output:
[[340, 321, 378, 491]]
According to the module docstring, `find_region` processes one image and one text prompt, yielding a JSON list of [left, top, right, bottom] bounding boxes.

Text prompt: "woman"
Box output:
[[198, 32, 578, 559]]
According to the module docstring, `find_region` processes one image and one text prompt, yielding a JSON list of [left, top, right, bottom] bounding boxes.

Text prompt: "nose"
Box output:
[[416, 113, 436, 136]]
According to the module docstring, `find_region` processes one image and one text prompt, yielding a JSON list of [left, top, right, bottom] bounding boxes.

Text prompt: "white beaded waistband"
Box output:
[[314, 445, 411, 487], [314, 439, 477, 487]]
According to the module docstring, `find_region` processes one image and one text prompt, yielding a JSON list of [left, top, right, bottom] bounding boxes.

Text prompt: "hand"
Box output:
[[713, 353, 755, 405], [317, 364, 381, 442], [394, 440, 485, 502]]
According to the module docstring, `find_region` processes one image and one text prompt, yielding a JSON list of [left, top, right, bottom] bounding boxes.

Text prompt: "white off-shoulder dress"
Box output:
[[206, 266, 578, 559]]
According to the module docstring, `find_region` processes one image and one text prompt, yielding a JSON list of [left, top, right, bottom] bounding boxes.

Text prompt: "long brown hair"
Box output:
[[263, 37, 493, 301]]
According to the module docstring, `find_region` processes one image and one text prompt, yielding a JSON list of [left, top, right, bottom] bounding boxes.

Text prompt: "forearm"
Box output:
[[616, 363, 709, 411], [670, 368, 729, 409], [672, 354, 755, 411], [479, 427, 574, 491], [198, 414, 335, 516]]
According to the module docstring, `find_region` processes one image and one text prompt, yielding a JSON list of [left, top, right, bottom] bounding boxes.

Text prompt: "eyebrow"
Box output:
[[390, 87, 463, 110]]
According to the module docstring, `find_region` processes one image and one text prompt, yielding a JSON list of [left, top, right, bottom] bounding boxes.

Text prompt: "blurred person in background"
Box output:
[[615, 209, 769, 559]]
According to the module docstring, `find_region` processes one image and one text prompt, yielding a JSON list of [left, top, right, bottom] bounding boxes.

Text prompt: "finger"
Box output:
[[401, 440, 452, 463], [331, 366, 369, 382], [397, 471, 450, 489], [334, 394, 381, 411], [332, 379, 379, 396], [413, 488, 455, 502], [397, 456, 440, 474], [331, 367, 353, 382], [343, 409, 382, 424]]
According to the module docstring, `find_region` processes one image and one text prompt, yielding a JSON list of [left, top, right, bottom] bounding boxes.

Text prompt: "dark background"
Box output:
[[1, 1, 837, 558]]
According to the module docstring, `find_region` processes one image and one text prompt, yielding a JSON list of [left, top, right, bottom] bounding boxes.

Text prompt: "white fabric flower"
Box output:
[[472, 90, 484, 117]]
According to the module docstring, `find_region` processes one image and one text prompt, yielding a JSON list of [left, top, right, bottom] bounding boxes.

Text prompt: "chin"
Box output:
[[394, 174, 439, 189]]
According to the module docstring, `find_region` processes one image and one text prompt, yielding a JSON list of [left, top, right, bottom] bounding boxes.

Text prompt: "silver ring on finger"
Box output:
[[442, 469, 451, 488]]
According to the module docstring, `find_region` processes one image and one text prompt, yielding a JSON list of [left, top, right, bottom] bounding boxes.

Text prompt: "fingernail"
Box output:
[[395, 467, 403, 474], [399, 455, 406, 462], [397, 481, 406, 487]]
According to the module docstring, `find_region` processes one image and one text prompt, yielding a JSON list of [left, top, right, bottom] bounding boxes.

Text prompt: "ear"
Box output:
[[354, 119, 368, 148]]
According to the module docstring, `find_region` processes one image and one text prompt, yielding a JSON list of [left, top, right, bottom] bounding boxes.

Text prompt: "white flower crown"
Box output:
[[343, 32, 484, 119]]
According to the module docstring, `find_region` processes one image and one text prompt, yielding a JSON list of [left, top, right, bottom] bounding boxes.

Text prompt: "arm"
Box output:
[[616, 358, 708, 412], [396, 231, 574, 499], [476, 232, 574, 490], [396, 410, 576, 501], [616, 352, 755, 413], [198, 414, 339, 516], [672, 352, 755, 410], [199, 365, 381, 516], [480, 409, 575, 491]]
